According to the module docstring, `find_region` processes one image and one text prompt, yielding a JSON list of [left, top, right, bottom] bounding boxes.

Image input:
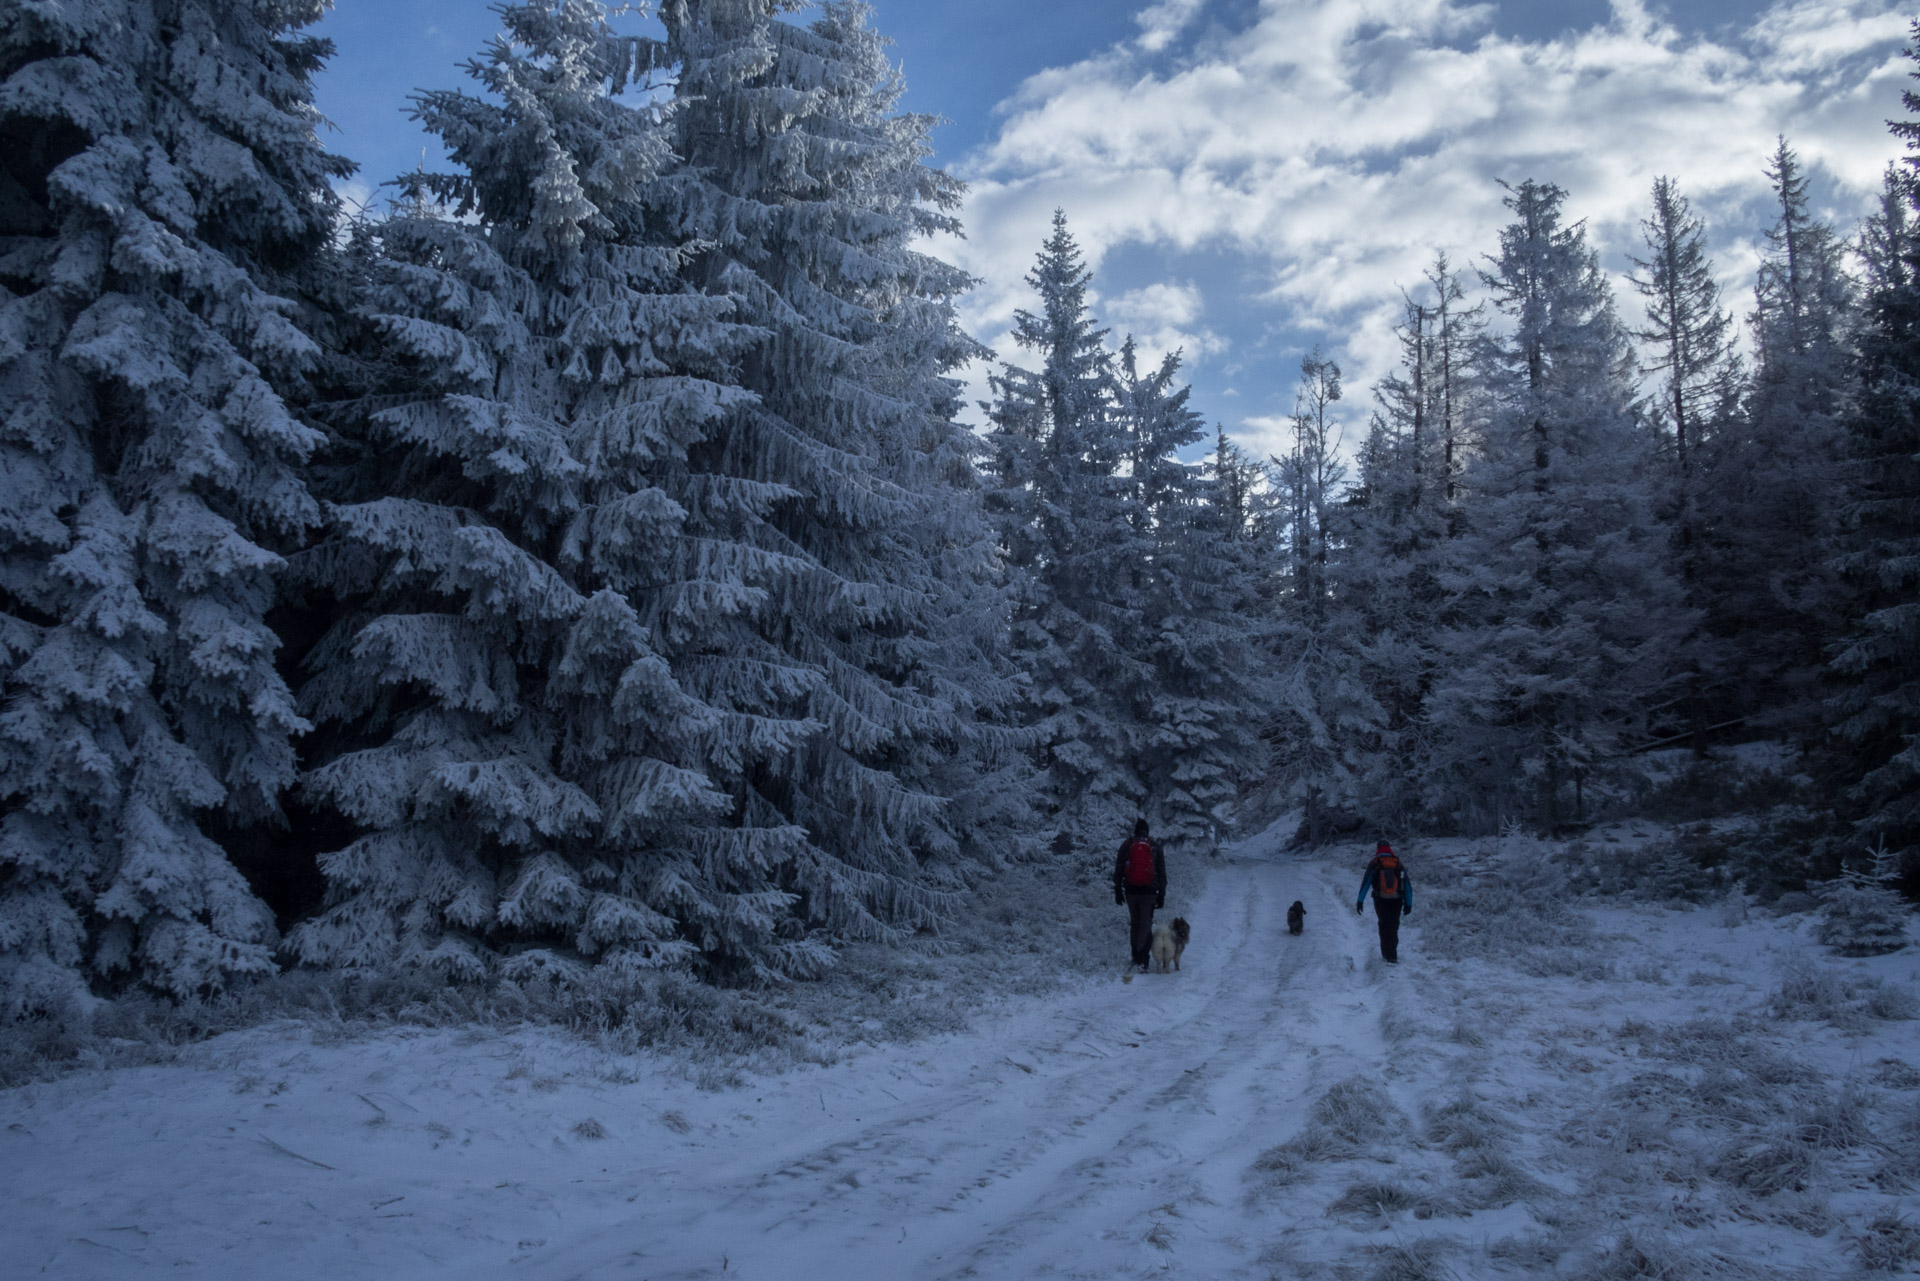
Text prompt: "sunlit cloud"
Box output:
[[1106, 281, 1228, 368], [1133, 0, 1207, 52], [939, 0, 1912, 462]]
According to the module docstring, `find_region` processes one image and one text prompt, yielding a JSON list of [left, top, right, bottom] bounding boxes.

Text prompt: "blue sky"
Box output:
[[312, 0, 1915, 459]]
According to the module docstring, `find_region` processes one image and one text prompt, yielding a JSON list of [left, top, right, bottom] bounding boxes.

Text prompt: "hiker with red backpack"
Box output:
[[1113, 818, 1167, 972], [1355, 840, 1412, 963]]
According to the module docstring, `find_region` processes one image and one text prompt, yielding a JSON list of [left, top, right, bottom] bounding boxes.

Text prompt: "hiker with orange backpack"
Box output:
[[1114, 818, 1167, 972], [1355, 840, 1412, 963]]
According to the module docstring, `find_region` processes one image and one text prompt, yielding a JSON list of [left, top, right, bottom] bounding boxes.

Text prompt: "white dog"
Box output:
[[1150, 917, 1190, 972]]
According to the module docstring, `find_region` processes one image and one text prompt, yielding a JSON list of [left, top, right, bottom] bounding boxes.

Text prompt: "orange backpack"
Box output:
[[1374, 854, 1402, 899]]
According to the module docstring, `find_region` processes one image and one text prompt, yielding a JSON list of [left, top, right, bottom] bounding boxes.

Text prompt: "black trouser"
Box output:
[[1126, 889, 1158, 965], [1372, 895, 1404, 962]]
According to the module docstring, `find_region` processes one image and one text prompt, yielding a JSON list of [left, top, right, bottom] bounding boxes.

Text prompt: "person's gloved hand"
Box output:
[[1402, 903, 1412, 917], [1355, 903, 1364, 915], [1155, 895, 1165, 909], [1114, 888, 1124, 906]]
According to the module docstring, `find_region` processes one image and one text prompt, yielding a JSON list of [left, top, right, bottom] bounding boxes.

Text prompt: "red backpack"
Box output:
[[1125, 839, 1156, 887], [1374, 854, 1402, 899]]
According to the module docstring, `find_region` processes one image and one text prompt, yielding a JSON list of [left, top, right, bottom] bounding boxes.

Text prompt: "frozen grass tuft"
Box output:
[[1630, 960, 1668, 985], [1621, 1018, 1816, 1090], [1711, 1135, 1814, 1196], [1378, 999, 1420, 1044], [1607, 1071, 1692, 1110], [1363, 1237, 1452, 1281], [1872, 1096, 1920, 1190], [1254, 1240, 1338, 1280], [1489, 1234, 1564, 1270], [1562, 1100, 1681, 1157], [1252, 1076, 1411, 1186], [1864, 982, 1920, 1021], [571, 1117, 607, 1140], [1248, 1147, 1312, 1186], [1871, 1057, 1920, 1090], [1769, 956, 1917, 1029], [1419, 837, 1613, 977], [1310, 1077, 1409, 1147], [1325, 1180, 1421, 1216], [1568, 1231, 1757, 1280], [1853, 1211, 1920, 1271], [1453, 1141, 1549, 1207], [1425, 1092, 1505, 1153], [1534, 953, 1617, 982], [1684, 969, 1735, 986], [1791, 1086, 1877, 1150], [1753, 1192, 1838, 1237]]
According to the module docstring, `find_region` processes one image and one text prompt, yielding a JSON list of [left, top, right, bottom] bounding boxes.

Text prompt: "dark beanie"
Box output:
[[1135, 818, 1150, 837], [1377, 841, 1393, 854]]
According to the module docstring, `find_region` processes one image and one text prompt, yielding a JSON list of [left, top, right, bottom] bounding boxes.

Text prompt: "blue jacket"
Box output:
[[1356, 855, 1412, 909]]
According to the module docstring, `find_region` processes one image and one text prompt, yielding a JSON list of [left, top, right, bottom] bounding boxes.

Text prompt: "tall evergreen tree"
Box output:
[[1630, 177, 1742, 505], [984, 212, 1141, 848], [1337, 263, 1479, 829], [1830, 69, 1920, 879], [656, 0, 1036, 945], [1425, 180, 1687, 832], [1114, 339, 1265, 853], [1628, 175, 1741, 744], [1700, 139, 1853, 736], [1210, 425, 1261, 543], [0, 0, 347, 1012], [1374, 257, 1476, 523], [289, 0, 802, 981], [1265, 350, 1386, 842]]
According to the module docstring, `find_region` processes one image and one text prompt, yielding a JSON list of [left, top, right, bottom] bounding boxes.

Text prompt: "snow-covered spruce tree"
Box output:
[[1629, 177, 1742, 548], [1830, 114, 1920, 878], [1424, 180, 1689, 833], [289, 1, 834, 981], [1210, 424, 1263, 542], [1699, 139, 1853, 737], [1628, 176, 1742, 746], [984, 211, 1149, 850], [1113, 339, 1266, 854], [0, 0, 347, 1012], [1265, 350, 1385, 843], [654, 0, 1038, 946], [1337, 261, 1480, 828]]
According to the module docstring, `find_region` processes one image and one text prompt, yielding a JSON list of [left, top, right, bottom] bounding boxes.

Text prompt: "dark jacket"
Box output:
[[1356, 855, 1413, 910], [1115, 837, 1167, 897]]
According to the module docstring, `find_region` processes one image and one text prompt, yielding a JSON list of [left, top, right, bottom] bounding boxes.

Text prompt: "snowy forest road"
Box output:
[[529, 849, 1380, 1280], [14, 828, 1920, 1279]]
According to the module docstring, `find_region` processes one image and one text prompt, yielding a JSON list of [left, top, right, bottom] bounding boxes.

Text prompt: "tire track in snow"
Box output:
[[531, 849, 1400, 1281]]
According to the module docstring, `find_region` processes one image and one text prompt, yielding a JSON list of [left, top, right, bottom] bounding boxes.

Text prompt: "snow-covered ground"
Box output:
[[6, 822, 1919, 1279]]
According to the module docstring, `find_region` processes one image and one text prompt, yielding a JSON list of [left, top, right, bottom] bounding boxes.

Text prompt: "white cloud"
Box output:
[[1134, 0, 1207, 52], [940, 0, 1912, 462], [1104, 280, 1228, 368], [334, 178, 378, 217]]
